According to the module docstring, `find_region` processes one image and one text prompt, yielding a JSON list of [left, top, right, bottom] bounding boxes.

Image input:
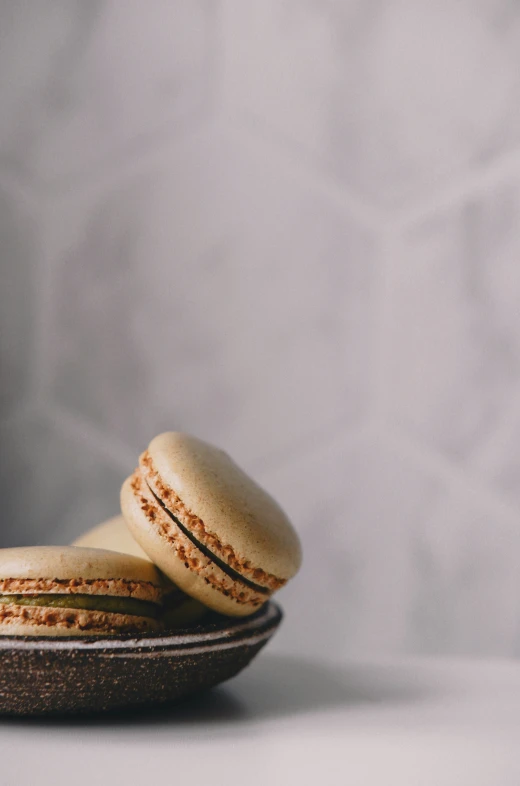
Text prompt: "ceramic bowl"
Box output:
[[0, 601, 282, 716]]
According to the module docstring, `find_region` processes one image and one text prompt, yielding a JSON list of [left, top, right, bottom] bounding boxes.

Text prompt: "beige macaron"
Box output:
[[121, 432, 302, 616], [0, 546, 165, 637], [72, 515, 152, 561]]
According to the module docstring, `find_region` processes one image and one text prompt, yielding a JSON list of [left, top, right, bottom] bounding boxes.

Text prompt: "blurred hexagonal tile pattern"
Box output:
[[257, 430, 440, 659], [408, 490, 520, 657], [0, 412, 125, 548], [223, 0, 520, 206], [0, 0, 212, 183], [0, 186, 36, 420], [389, 178, 520, 462], [46, 128, 376, 468], [256, 430, 520, 659]]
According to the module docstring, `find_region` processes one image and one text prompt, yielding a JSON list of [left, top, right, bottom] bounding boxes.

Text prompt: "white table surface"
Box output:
[[2, 652, 520, 786]]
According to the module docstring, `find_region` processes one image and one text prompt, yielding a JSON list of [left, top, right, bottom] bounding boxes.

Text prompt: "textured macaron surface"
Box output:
[[0, 604, 160, 636], [145, 432, 302, 583]]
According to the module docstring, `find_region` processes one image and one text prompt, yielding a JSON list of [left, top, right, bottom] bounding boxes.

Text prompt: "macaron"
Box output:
[[72, 515, 152, 561], [121, 432, 302, 617], [0, 546, 165, 637], [72, 516, 208, 629]]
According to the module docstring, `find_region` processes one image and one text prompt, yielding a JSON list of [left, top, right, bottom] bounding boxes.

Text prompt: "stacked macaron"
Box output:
[[121, 433, 301, 617], [0, 433, 301, 638]]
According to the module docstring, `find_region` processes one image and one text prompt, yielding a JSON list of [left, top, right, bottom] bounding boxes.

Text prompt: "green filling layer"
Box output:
[[0, 594, 160, 620]]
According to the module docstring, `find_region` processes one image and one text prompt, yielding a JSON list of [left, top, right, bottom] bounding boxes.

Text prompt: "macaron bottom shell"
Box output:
[[0, 605, 161, 637], [0, 593, 161, 619]]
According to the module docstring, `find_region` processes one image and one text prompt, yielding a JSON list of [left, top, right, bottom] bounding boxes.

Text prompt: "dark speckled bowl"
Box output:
[[0, 602, 282, 716]]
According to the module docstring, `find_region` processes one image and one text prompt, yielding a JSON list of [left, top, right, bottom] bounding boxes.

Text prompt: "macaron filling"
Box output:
[[147, 483, 270, 596], [139, 451, 286, 592], [127, 470, 267, 608], [0, 594, 161, 620]]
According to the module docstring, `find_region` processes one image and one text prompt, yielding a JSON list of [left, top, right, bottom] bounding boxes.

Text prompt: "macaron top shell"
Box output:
[[72, 516, 152, 562], [0, 546, 162, 587], [146, 432, 302, 581]]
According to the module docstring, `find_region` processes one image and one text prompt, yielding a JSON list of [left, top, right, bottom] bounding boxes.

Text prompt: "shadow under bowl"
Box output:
[[0, 602, 282, 716]]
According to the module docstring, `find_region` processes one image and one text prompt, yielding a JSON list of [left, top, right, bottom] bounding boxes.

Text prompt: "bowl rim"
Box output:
[[0, 601, 282, 654]]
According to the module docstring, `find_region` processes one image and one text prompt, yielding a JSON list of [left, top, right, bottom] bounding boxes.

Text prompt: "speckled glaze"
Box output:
[[0, 602, 282, 716]]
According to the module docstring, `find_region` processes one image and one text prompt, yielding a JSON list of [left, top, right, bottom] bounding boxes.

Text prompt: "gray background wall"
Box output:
[[2, 1, 520, 662]]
